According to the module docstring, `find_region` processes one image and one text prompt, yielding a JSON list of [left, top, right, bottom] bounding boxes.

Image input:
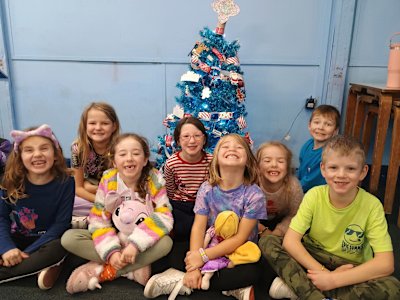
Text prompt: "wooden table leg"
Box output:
[[361, 109, 376, 155], [344, 89, 357, 135], [369, 94, 392, 194], [352, 97, 366, 138], [384, 106, 400, 214]]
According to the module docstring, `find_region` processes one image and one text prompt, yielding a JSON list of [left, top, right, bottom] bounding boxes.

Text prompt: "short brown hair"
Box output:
[[322, 135, 366, 166], [310, 105, 341, 129], [173, 116, 207, 147]]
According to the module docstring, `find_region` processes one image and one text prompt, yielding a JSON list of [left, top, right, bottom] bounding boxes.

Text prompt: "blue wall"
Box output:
[[1, 0, 399, 165]]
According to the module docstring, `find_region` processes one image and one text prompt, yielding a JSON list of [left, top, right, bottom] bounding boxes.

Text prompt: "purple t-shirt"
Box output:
[[194, 181, 267, 242]]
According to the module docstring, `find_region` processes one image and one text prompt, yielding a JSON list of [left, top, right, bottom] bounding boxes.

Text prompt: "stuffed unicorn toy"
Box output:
[[66, 190, 153, 294]]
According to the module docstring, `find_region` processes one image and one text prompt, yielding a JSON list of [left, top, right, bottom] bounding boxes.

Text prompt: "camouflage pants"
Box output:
[[259, 235, 400, 300]]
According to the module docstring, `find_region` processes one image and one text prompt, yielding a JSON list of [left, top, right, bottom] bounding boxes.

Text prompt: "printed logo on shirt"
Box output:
[[12, 207, 38, 233], [342, 224, 365, 254]]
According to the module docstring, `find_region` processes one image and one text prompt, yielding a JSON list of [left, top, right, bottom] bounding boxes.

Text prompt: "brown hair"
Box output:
[[75, 102, 120, 170], [1, 126, 70, 204], [209, 134, 258, 186], [173, 116, 208, 147], [310, 104, 341, 129], [109, 133, 153, 199], [256, 141, 295, 208], [322, 135, 366, 166]]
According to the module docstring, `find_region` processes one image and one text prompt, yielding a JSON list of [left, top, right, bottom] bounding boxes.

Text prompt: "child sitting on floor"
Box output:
[[0, 125, 74, 290], [260, 135, 400, 300], [297, 104, 340, 193]]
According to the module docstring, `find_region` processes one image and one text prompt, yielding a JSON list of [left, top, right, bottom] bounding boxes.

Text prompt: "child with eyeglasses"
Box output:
[[164, 116, 212, 241]]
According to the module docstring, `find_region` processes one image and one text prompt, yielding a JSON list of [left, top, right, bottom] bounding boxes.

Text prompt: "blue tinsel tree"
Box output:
[[154, 25, 251, 169]]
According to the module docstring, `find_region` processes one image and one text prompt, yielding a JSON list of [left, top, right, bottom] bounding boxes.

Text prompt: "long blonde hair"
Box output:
[[209, 134, 258, 186], [256, 141, 294, 208], [75, 102, 120, 170], [1, 127, 70, 204]]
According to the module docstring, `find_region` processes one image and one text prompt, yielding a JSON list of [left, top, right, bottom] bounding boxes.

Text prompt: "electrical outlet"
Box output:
[[305, 96, 316, 110]]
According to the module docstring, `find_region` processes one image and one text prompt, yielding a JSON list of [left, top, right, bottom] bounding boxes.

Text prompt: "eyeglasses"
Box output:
[[180, 134, 204, 141]]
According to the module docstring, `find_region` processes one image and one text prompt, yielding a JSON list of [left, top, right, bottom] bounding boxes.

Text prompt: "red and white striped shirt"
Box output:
[[164, 151, 213, 202]]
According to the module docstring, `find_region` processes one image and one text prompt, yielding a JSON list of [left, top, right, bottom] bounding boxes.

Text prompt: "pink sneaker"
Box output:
[[37, 263, 63, 290], [66, 261, 104, 294]]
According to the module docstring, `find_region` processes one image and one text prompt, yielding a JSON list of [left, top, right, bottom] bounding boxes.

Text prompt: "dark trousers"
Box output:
[[170, 200, 195, 242], [0, 234, 66, 282]]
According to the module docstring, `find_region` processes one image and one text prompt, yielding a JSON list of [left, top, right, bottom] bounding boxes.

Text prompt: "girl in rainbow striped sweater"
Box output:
[[61, 133, 173, 294]]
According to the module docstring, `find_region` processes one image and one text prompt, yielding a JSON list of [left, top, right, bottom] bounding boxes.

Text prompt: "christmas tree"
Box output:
[[155, 0, 252, 168]]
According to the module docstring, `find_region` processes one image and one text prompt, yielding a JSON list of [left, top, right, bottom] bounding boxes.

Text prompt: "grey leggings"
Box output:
[[61, 229, 172, 277]]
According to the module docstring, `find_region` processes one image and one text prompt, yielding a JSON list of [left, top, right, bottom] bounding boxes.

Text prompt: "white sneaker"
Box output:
[[269, 277, 298, 299], [143, 268, 192, 300], [222, 285, 254, 300]]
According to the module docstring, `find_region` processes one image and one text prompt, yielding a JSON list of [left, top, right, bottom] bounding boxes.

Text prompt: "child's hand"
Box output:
[[307, 269, 336, 291], [183, 269, 201, 289], [2, 248, 29, 267], [184, 250, 204, 271], [121, 244, 138, 264], [109, 251, 127, 270]]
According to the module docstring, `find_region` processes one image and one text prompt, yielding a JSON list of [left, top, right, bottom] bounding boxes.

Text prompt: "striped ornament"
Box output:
[[199, 62, 211, 73], [237, 115, 247, 129], [226, 56, 240, 66], [198, 112, 211, 121], [212, 48, 226, 62], [219, 112, 233, 120]]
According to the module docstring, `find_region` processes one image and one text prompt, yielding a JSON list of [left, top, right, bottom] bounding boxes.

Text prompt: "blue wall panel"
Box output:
[[12, 61, 166, 155], [3, 0, 337, 164]]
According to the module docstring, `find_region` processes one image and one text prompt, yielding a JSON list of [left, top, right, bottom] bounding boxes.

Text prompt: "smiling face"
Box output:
[[20, 136, 56, 182], [86, 108, 117, 148], [321, 149, 368, 204], [113, 137, 149, 188], [178, 123, 205, 162], [258, 145, 288, 191], [308, 114, 338, 148], [216, 135, 248, 170]]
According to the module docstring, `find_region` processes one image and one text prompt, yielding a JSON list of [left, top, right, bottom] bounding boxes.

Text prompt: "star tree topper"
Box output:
[[212, 0, 240, 25]]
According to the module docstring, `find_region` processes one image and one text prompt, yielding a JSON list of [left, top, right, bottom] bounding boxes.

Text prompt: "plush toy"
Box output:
[[66, 190, 153, 294], [200, 210, 261, 290], [105, 189, 154, 246]]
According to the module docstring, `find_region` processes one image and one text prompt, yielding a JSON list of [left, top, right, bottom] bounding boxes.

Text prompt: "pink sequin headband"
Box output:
[[10, 124, 60, 152]]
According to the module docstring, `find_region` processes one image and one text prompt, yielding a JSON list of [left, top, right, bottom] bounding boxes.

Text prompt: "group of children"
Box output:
[[0, 102, 399, 300]]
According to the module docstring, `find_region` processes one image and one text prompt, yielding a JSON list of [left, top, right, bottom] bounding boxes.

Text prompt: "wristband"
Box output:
[[199, 248, 209, 263]]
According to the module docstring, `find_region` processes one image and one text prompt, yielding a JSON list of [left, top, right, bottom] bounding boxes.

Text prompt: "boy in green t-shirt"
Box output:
[[259, 135, 400, 300]]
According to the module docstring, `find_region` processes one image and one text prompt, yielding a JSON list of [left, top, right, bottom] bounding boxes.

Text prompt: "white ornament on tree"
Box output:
[[202, 87, 212, 99]]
